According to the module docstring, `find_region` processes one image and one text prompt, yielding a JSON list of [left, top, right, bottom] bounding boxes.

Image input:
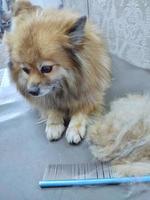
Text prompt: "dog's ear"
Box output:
[[67, 16, 87, 46], [12, 0, 41, 17]]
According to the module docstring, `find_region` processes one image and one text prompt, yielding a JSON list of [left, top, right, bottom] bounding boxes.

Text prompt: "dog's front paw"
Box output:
[[46, 124, 65, 141], [66, 125, 86, 144]]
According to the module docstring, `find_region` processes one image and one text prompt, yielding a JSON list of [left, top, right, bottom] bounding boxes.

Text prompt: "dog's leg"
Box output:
[[46, 110, 65, 141], [66, 112, 88, 144]]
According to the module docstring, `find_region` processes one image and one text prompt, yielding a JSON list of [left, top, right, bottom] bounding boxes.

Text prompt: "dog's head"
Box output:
[[5, 1, 87, 98]]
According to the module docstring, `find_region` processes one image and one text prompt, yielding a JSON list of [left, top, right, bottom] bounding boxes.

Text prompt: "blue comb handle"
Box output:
[[39, 176, 150, 188]]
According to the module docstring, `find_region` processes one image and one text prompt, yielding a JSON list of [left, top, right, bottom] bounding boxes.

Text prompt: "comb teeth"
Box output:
[[43, 162, 112, 181]]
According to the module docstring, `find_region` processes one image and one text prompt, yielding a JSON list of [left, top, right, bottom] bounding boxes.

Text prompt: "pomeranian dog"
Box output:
[[4, 0, 111, 144]]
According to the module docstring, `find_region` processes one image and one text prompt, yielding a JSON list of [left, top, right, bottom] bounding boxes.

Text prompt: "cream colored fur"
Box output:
[[88, 94, 150, 176], [5, 1, 111, 144]]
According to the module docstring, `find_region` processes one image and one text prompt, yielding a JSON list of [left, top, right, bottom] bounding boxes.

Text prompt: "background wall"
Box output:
[[63, 0, 150, 69], [1, 0, 150, 69], [31, 0, 62, 8]]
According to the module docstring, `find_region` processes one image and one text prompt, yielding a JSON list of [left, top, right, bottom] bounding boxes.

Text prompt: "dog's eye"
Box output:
[[41, 65, 53, 73], [22, 67, 30, 74]]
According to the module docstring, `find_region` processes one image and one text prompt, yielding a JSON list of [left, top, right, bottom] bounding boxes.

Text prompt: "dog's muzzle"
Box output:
[[27, 84, 40, 96]]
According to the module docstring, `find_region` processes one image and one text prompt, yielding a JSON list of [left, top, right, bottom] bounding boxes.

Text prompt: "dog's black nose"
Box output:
[[28, 86, 40, 96]]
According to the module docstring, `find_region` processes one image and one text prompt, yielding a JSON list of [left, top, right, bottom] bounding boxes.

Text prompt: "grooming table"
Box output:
[[0, 55, 150, 200]]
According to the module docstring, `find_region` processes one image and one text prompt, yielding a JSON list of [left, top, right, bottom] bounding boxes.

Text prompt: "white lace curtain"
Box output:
[[63, 0, 150, 69]]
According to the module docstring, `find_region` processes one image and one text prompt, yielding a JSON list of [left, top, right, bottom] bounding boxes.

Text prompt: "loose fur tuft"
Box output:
[[88, 94, 150, 176]]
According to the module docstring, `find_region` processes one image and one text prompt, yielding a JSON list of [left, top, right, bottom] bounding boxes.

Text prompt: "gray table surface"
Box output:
[[0, 55, 150, 200]]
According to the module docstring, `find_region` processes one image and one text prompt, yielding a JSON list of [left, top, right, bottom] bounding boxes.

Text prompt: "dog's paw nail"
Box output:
[[46, 124, 65, 141], [66, 127, 85, 144]]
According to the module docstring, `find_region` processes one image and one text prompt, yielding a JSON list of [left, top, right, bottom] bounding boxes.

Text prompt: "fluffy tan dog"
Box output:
[[4, 1, 111, 144], [88, 94, 150, 176]]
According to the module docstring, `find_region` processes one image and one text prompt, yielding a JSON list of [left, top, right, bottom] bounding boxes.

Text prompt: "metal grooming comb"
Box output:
[[39, 162, 150, 188]]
